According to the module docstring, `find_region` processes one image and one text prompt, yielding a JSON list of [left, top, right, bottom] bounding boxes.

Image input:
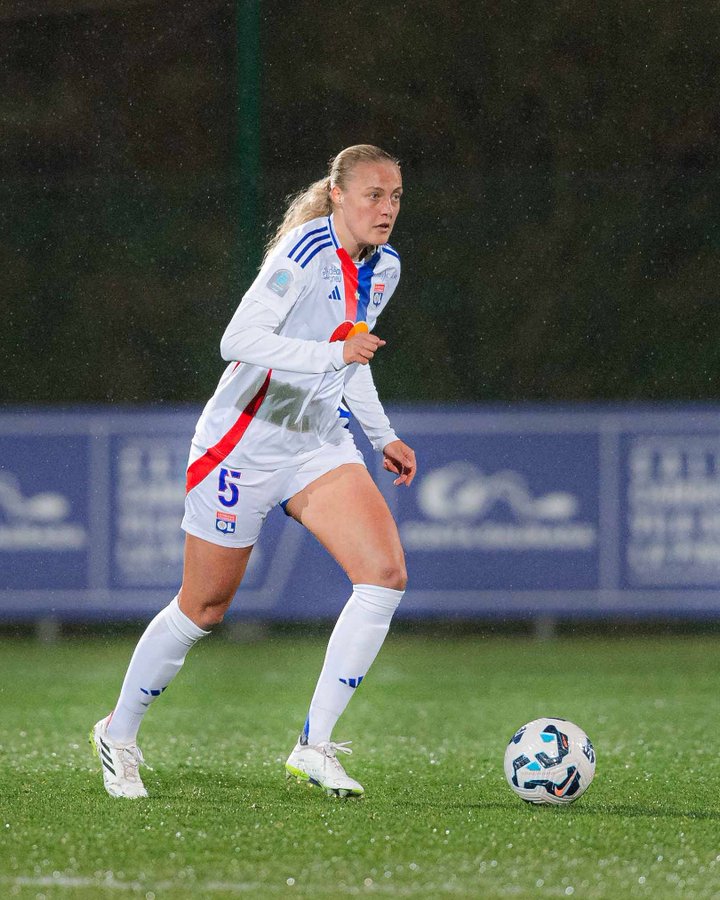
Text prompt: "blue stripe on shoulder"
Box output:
[[288, 226, 330, 260], [293, 231, 330, 263], [293, 232, 330, 263], [299, 240, 333, 268], [382, 244, 400, 260]]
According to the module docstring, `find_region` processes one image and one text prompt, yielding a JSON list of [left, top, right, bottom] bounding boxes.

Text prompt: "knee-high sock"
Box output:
[[106, 596, 210, 744], [304, 583, 404, 746]]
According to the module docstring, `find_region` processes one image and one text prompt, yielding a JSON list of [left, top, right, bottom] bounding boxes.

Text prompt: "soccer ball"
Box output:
[[504, 717, 596, 805]]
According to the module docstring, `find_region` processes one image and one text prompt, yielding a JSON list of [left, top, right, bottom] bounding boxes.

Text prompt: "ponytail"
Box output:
[[264, 176, 332, 258]]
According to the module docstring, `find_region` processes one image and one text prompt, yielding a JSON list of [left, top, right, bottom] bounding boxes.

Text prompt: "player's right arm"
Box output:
[[221, 252, 346, 375]]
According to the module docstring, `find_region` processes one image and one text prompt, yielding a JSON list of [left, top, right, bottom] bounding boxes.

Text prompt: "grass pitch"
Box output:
[[2, 630, 720, 898]]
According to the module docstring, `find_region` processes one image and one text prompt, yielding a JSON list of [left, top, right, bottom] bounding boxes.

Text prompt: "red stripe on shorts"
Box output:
[[185, 369, 272, 494]]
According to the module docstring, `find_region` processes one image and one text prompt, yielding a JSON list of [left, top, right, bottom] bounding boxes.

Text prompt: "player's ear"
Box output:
[[330, 184, 343, 206]]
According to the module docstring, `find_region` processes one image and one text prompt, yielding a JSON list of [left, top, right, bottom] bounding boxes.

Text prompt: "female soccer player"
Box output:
[[92, 144, 416, 799]]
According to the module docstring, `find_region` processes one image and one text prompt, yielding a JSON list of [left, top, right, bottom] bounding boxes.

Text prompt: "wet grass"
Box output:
[[2, 633, 720, 897]]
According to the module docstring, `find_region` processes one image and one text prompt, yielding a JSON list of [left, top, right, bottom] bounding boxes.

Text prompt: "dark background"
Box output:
[[4, 0, 720, 407]]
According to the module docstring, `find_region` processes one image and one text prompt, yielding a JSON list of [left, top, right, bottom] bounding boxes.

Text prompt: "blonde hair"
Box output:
[[264, 144, 400, 257]]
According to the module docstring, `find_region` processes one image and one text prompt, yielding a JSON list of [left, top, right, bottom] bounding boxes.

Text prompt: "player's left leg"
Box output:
[[284, 462, 407, 796]]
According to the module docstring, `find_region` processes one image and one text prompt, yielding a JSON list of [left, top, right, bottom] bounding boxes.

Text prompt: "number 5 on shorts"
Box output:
[[218, 468, 241, 507]]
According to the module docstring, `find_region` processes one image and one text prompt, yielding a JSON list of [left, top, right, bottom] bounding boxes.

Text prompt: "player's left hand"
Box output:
[[382, 440, 417, 487]]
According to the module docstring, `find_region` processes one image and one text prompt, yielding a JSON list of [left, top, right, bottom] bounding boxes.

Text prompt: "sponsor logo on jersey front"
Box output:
[[372, 283, 385, 307], [321, 264, 342, 282], [375, 266, 398, 280], [216, 510, 237, 534], [328, 285, 342, 301], [267, 268, 293, 297]]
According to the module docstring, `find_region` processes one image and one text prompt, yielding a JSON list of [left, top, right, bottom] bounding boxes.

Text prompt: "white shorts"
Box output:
[[181, 434, 365, 547]]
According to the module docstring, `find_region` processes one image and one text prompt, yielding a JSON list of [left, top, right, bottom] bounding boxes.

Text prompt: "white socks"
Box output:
[[303, 583, 404, 746], [105, 585, 403, 748], [106, 596, 209, 744]]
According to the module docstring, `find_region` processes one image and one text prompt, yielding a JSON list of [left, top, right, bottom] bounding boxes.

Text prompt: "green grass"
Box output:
[[2, 632, 720, 898]]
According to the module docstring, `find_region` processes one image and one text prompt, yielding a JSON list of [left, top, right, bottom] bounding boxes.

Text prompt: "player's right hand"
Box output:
[[343, 332, 386, 365]]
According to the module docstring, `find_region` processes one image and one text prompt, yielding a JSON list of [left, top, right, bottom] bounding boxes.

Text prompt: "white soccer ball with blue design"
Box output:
[[504, 717, 596, 805]]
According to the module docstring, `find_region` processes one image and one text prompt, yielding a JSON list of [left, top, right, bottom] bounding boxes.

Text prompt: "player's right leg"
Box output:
[[91, 536, 252, 799], [91, 457, 287, 798]]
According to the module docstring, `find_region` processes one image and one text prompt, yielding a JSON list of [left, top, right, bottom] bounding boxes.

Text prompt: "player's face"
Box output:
[[332, 161, 402, 255]]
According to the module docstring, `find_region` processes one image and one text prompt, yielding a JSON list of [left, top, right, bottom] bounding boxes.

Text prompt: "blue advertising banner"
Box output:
[[389, 430, 600, 591], [1, 406, 719, 620], [0, 433, 90, 590], [620, 432, 720, 589]]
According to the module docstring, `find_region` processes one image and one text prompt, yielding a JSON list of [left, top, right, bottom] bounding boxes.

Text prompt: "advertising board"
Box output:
[[1, 407, 719, 619]]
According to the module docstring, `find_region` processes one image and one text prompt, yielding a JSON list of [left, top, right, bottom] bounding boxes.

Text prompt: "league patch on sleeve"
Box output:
[[267, 268, 294, 297]]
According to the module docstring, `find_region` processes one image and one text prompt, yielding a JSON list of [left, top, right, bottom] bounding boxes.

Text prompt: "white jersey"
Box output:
[[187, 214, 401, 489]]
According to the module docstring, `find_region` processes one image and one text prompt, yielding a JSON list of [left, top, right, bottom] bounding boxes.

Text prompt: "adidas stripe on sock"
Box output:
[[304, 583, 404, 745], [106, 595, 209, 744]]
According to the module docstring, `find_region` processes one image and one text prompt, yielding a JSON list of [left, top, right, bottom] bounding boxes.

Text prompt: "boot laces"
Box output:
[[320, 740, 352, 759], [118, 745, 150, 780]]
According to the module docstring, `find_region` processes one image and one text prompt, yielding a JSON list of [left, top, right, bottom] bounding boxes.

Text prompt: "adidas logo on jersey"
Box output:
[[328, 286, 342, 301]]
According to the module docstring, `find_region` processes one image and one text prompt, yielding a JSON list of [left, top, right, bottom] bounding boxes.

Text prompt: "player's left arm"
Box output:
[[381, 437, 417, 487], [342, 363, 417, 487]]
